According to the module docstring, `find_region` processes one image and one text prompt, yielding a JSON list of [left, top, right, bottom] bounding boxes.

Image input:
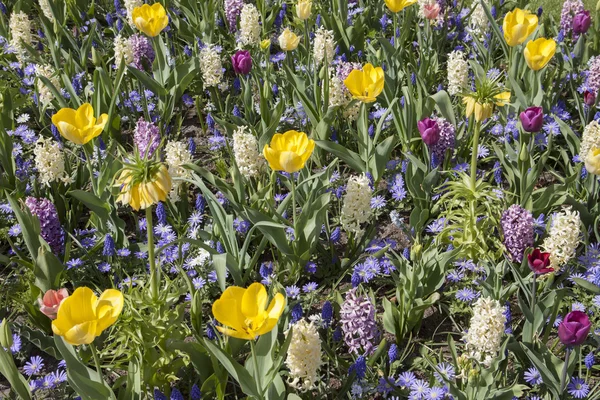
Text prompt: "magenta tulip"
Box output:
[[417, 118, 440, 146], [519, 106, 544, 133], [573, 11, 592, 35], [558, 311, 591, 346], [232, 50, 252, 75]]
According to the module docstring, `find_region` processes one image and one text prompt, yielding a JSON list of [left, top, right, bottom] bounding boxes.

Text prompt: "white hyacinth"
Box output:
[[447, 50, 469, 96], [542, 206, 581, 270], [469, 2, 489, 37], [9, 11, 33, 62], [239, 4, 261, 47], [124, 0, 143, 26], [114, 35, 134, 67], [285, 319, 321, 392], [328, 75, 351, 108], [34, 137, 70, 185], [464, 297, 506, 367], [199, 45, 224, 88], [35, 64, 61, 106], [232, 126, 264, 178], [165, 141, 193, 201], [341, 174, 373, 235], [38, 0, 55, 21], [579, 120, 600, 161], [313, 26, 335, 66]]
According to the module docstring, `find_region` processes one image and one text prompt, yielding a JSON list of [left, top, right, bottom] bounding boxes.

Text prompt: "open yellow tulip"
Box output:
[[116, 163, 172, 211], [263, 130, 315, 173], [503, 8, 538, 47], [132, 3, 169, 37], [212, 283, 285, 340], [278, 28, 300, 51], [384, 0, 417, 13], [51, 103, 108, 145], [585, 146, 600, 175], [343, 63, 385, 103], [524, 38, 556, 71], [52, 287, 124, 345]]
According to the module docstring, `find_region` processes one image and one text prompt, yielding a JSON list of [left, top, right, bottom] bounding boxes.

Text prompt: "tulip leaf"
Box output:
[[126, 66, 168, 97], [203, 339, 260, 399], [572, 277, 600, 294], [315, 140, 366, 173], [430, 91, 456, 127], [0, 343, 32, 400]]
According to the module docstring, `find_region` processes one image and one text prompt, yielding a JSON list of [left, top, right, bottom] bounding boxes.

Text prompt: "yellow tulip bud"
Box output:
[[51, 103, 108, 145], [263, 130, 315, 173], [585, 146, 600, 175], [296, 0, 312, 20], [132, 3, 169, 37], [278, 28, 300, 51], [503, 8, 538, 46], [384, 0, 417, 13], [343, 63, 385, 103], [523, 38, 556, 71], [260, 38, 271, 50], [212, 282, 285, 340]]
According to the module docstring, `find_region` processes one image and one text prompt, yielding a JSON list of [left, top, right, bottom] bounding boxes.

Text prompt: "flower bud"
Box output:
[[231, 50, 252, 75], [39, 288, 69, 320], [0, 319, 12, 349], [558, 311, 591, 346], [585, 146, 600, 175], [573, 11, 592, 35], [417, 117, 441, 145], [584, 90, 596, 107], [519, 106, 544, 132], [423, 3, 440, 20], [296, 0, 312, 20]]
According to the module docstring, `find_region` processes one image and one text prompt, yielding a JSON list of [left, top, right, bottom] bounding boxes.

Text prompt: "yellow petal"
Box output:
[[56, 121, 85, 144], [63, 321, 98, 345], [95, 289, 124, 334], [212, 286, 247, 333], [263, 146, 283, 171], [343, 69, 364, 98], [215, 325, 254, 340], [75, 103, 94, 129], [241, 283, 268, 319], [279, 151, 303, 173]]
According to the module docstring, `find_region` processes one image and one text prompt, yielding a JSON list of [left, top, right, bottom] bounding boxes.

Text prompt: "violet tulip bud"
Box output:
[[584, 90, 596, 107], [558, 311, 591, 346], [527, 249, 553, 275], [573, 11, 592, 35], [417, 117, 440, 146], [231, 50, 252, 75], [39, 288, 69, 320], [519, 106, 544, 133]]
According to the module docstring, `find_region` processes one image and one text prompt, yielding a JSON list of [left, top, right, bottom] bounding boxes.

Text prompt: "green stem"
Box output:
[[83, 144, 96, 195], [531, 273, 537, 313], [146, 206, 159, 302], [393, 13, 398, 49], [560, 347, 571, 395], [304, 19, 310, 57], [470, 122, 481, 192], [250, 340, 263, 399], [89, 342, 102, 378]]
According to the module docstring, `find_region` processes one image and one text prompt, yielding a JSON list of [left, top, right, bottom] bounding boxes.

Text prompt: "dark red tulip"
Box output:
[[558, 311, 591, 346], [584, 90, 596, 107], [417, 118, 440, 146], [231, 50, 252, 75], [519, 106, 544, 133], [573, 11, 592, 35], [527, 249, 553, 275]]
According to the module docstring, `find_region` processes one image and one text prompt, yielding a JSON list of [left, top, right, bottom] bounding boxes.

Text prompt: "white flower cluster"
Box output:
[[469, 2, 489, 37], [327, 75, 360, 120], [34, 137, 70, 185], [579, 120, 600, 161], [165, 141, 193, 201], [341, 174, 372, 236], [542, 206, 581, 270], [9, 11, 33, 62], [200, 45, 224, 88], [447, 50, 469, 96], [233, 126, 264, 178], [239, 4, 261, 47], [124, 0, 143, 26], [114, 35, 134, 67], [313, 26, 335, 66], [35, 64, 61, 106], [464, 297, 506, 367], [39, 0, 55, 21], [285, 319, 321, 392]]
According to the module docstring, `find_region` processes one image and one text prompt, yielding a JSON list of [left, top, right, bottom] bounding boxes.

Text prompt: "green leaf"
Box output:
[[0, 345, 31, 400], [315, 140, 366, 173], [126, 66, 168, 97], [430, 91, 456, 127], [573, 277, 600, 294], [35, 246, 64, 293]]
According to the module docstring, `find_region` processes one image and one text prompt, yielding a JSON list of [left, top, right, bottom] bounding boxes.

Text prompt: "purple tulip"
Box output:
[[417, 117, 440, 146], [584, 90, 596, 107], [573, 11, 592, 35], [558, 311, 591, 346], [231, 50, 252, 75], [519, 106, 544, 133]]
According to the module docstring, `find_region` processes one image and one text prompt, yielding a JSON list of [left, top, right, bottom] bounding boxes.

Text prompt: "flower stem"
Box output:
[[89, 342, 102, 378], [146, 206, 159, 302], [250, 340, 263, 399], [470, 122, 481, 192], [560, 347, 571, 394], [531, 273, 537, 313]]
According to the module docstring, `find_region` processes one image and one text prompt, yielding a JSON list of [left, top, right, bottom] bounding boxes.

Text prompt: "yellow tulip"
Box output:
[[494, 91, 511, 107], [503, 8, 538, 46], [51, 103, 108, 145], [278, 28, 300, 51], [116, 164, 172, 211], [263, 130, 315, 173], [132, 3, 169, 37], [384, 0, 417, 13], [585, 147, 600, 175], [343, 63, 385, 103], [52, 287, 123, 345], [212, 282, 285, 340], [296, 0, 312, 20], [524, 38, 556, 71]]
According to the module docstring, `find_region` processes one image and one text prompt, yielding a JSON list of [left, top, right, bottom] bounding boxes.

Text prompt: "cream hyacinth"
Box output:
[[239, 4, 261, 47], [199, 45, 224, 88], [447, 50, 469, 96], [232, 126, 264, 178], [165, 141, 193, 201], [341, 174, 373, 235], [35, 64, 61, 106], [124, 0, 143, 26], [313, 26, 335, 66], [34, 137, 70, 185], [464, 297, 506, 367], [542, 206, 581, 270], [469, 2, 489, 37], [9, 11, 33, 63], [39, 0, 55, 21], [114, 35, 134, 67], [285, 319, 321, 392], [579, 120, 600, 162]]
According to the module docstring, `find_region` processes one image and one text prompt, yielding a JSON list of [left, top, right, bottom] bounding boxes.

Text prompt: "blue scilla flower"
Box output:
[[102, 234, 115, 257]]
